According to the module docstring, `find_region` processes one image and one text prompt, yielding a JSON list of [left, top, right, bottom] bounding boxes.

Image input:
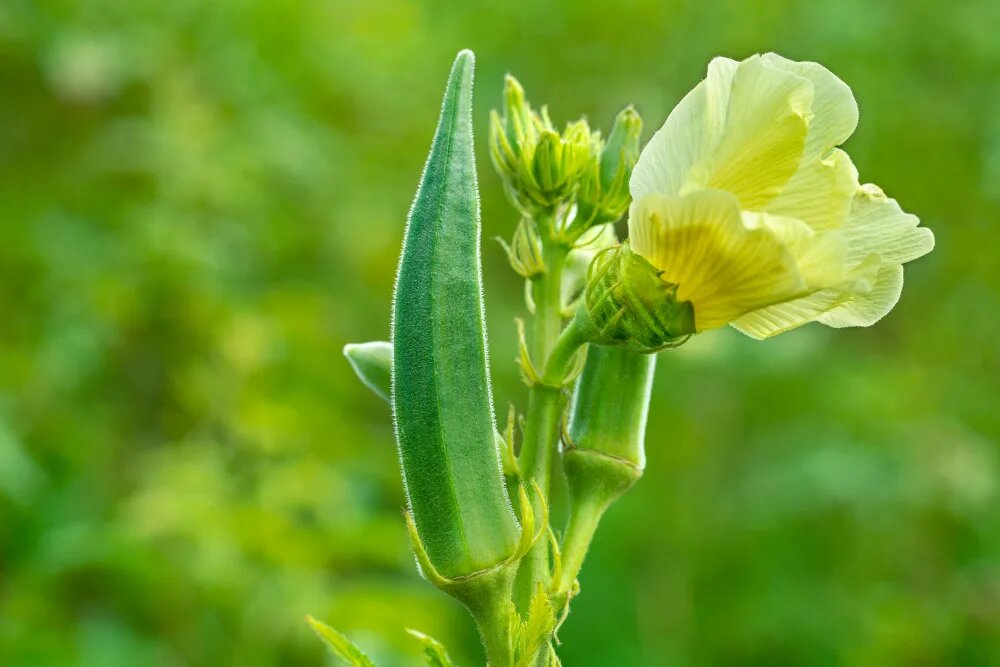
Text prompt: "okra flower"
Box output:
[[625, 53, 934, 339]]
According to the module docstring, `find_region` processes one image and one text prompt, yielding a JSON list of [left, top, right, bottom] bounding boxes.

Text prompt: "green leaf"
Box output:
[[406, 629, 456, 667], [306, 616, 376, 667], [343, 341, 392, 403], [391, 50, 520, 579]]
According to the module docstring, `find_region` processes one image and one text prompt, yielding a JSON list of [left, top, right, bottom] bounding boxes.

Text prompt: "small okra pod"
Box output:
[[556, 344, 656, 595]]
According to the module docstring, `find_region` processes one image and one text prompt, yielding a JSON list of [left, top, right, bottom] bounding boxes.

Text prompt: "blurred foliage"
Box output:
[[0, 0, 998, 665]]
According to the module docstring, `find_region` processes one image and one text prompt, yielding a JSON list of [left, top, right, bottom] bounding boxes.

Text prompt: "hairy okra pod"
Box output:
[[391, 50, 520, 580]]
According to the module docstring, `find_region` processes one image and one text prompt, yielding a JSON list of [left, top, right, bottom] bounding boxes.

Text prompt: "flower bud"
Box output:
[[499, 217, 546, 279], [583, 241, 695, 352], [575, 106, 642, 230], [489, 75, 597, 215], [562, 223, 618, 308]]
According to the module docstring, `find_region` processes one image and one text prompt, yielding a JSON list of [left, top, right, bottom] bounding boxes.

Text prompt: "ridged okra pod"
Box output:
[[391, 51, 521, 580], [564, 344, 655, 485], [557, 344, 655, 594]]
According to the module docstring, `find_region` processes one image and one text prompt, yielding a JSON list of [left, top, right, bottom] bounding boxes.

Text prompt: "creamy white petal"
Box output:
[[843, 184, 936, 264], [731, 290, 845, 339], [761, 53, 859, 158], [765, 148, 859, 231], [745, 212, 850, 288], [760, 55, 861, 232], [699, 55, 813, 210], [631, 55, 812, 209], [629, 190, 805, 331], [731, 250, 884, 338], [630, 77, 713, 200], [817, 264, 905, 328]]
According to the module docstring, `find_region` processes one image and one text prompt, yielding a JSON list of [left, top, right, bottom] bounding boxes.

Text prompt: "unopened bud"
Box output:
[[489, 75, 598, 215], [583, 241, 694, 352], [575, 106, 642, 230], [499, 217, 546, 279]]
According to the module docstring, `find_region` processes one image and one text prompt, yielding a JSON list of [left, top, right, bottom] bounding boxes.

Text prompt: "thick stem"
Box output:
[[470, 591, 514, 666], [445, 563, 518, 667]]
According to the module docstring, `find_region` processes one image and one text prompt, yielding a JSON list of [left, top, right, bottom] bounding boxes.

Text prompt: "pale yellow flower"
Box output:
[[628, 53, 934, 338]]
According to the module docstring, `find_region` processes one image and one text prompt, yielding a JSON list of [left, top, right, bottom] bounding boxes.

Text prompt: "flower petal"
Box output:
[[629, 190, 805, 331], [699, 55, 813, 210], [843, 184, 935, 265], [759, 56, 860, 231], [731, 290, 845, 339], [629, 60, 732, 200], [765, 148, 859, 231], [817, 264, 905, 328], [761, 53, 859, 158], [631, 55, 812, 210], [730, 251, 883, 339], [749, 212, 850, 288]]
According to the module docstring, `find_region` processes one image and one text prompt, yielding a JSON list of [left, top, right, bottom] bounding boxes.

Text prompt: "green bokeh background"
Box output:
[[1, 1, 998, 665]]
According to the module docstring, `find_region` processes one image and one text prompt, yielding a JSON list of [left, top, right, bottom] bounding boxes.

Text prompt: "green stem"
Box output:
[[531, 241, 567, 362], [515, 238, 569, 609], [541, 310, 591, 386], [515, 384, 563, 603], [470, 590, 514, 666], [446, 563, 517, 667], [555, 488, 609, 595]]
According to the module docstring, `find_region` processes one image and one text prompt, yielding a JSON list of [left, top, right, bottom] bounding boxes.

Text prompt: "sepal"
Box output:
[[583, 241, 695, 352], [498, 405, 522, 479], [508, 583, 558, 667], [406, 629, 456, 667], [499, 217, 547, 279], [307, 616, 377, 667]]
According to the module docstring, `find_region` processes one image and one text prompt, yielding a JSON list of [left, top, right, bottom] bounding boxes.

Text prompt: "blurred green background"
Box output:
[[1, 0, 998, 665]]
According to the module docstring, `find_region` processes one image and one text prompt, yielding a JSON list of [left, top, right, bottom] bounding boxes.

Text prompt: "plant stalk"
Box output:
[[555, 490, 608, 595], [515, 237, 569, 609]]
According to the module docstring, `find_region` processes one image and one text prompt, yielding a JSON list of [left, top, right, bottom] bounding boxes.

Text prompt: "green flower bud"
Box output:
[[600, 105, 642, 191], [489, 75, 598, 215], [499, 217, 546, 279], [575, 106, 642, 230], [583, 240, 695, 352], [562, 223, 618, 309]]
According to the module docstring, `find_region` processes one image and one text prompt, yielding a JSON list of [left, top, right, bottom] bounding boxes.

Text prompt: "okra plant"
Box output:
[[318, 50, 934, 666]]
